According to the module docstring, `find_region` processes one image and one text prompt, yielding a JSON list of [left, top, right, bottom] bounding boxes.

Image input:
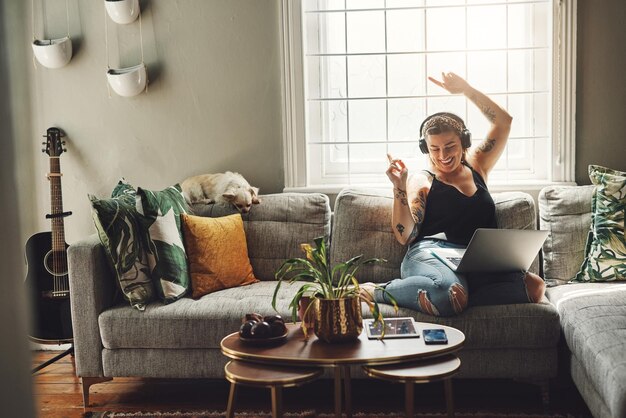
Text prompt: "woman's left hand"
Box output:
[[428, 72, 471, 95]]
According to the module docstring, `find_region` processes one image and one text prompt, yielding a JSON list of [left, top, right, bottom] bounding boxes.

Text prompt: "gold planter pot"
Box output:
[[314, 297, 363, 343]]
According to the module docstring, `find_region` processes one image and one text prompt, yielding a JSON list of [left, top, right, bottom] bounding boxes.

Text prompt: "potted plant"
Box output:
[[272, 236, 397, 342]]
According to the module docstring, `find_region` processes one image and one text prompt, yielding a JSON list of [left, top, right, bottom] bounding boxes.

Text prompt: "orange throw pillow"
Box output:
[[181, 213, 259, 298]]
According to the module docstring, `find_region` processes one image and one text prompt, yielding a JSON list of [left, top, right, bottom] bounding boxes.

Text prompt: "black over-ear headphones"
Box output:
[[418, 112, 472, 154]]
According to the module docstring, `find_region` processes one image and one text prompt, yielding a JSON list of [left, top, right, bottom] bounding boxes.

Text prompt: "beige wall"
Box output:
[[23, 0, 283, 243], [575, 0, 626, 184]]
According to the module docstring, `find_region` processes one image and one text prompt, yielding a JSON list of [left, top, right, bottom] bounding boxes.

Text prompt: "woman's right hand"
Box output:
[[386, 153, 408, 190]]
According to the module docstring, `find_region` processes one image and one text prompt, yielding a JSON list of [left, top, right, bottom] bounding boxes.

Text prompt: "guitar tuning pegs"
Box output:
[[63, 148, 67, 152], [42, 142, 46, 145], [62, 141, 66, 145], [41, 148, 46, 153]]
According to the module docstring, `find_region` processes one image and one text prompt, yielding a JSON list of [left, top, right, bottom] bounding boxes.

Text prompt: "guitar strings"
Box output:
[[50, 155, 69, 296]]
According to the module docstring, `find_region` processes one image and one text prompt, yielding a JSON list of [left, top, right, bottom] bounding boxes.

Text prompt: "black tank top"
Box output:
[[416, 164, 497, 245]]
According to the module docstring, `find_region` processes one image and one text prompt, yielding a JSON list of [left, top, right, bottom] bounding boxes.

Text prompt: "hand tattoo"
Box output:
[[477, 138, 496, 153], [396, 223, 405, 236]]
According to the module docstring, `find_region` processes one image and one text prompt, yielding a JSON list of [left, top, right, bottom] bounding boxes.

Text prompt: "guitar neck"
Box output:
[[49, 156, 66, 251]]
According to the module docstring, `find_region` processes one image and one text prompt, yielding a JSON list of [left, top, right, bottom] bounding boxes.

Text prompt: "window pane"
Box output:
[[388, 98, 426, 141], [348, 99, 386, 142], [426, 0, 464, 6], [508, 3, 550, 48], [305, 12, 346, 54], [307, 100, 348, 142], [307, 56, 347, 99], [347, 11, 385, 53], [308, 143, 350, 185], [386, 9, 425, 53], [426, 7, 465, 51], [507, 92, 549, 138], [346, 0, 384, 9], [388, 54, 426, 97], [387, 0, 425, 8], [425, 52, 465, 95], [303, 0, 345, 12], [387, 142, 425, 169], [299, 1, 557, 186], [426, 96, 466, 118], [508, 49, 549, 93], [347, 55, 386, 98], [467, 5, 507, 50], [467, 51, 507, 93]]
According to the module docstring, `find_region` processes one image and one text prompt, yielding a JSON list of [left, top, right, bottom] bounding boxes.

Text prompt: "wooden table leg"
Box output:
[[343, 366, 352, 418], [271, 386, 283, 418], [334, 367, 342, 418], [444, 379, 454, 418], [226, 382, 237, 418], [405, 381, 414, 418]]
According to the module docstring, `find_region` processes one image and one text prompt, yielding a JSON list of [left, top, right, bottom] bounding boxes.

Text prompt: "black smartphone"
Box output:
[[422, 328, 448, 344]]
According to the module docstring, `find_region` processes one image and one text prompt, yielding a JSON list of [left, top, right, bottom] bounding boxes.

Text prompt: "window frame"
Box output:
[[280, 0, 577, 193]]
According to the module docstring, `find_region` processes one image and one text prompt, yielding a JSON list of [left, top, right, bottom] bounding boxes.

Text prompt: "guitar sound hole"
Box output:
[[44, 250, 68, 276]]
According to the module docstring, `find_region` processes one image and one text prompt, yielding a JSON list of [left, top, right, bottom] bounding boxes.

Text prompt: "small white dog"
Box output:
[[180, 171, 260, 213]]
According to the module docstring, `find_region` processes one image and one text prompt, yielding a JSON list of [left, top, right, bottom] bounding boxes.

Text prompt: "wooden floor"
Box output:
[[32, 350, 593, 418]]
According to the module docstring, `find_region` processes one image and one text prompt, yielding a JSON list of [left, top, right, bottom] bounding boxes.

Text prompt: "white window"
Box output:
[[280, 0, 577, 192]]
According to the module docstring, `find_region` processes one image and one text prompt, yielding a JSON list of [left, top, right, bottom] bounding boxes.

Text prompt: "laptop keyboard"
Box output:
[[448, 257, 463, 267]]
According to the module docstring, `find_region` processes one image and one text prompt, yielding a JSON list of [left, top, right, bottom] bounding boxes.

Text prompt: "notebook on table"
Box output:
[[429, 228, 549, 273]]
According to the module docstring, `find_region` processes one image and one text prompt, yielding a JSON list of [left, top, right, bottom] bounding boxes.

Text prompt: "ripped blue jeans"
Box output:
[[374, 239, 531, 317]]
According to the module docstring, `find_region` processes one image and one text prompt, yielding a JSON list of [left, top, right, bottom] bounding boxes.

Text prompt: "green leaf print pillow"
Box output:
[[573, 165, 626, 282], [136, 184, 190, 303], [89, 179, 155, 311]]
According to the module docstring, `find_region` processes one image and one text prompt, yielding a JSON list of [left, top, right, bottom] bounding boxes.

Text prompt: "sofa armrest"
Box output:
[[68, 234, 116, 377]]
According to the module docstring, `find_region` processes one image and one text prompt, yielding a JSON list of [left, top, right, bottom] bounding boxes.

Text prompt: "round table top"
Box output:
[[221, 322, 464, 367]]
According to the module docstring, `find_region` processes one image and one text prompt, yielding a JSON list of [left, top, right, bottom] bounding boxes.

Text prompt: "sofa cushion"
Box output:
[[374, 298, 560, 351], [181, 213, 258, 298], [99, 281, 560, 352], [573, 165, 626, 282], [190, 193, 331, 281], [99, 281, 303, 349], [331, 188, 539, 283], [136, 184, 190, 304], [539, 185, 595, 285], [89, 179, 155, 311], [547, 283, 626, 418]]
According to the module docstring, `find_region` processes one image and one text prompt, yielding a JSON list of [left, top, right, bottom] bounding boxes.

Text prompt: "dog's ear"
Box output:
[[251, 187, 260, 204], [222, 187, 236, 201]]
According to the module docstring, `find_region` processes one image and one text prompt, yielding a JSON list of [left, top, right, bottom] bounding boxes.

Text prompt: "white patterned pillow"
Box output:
[[573, 165, 626, 282], [136, 184, 190, 303], [89, 179, 155, 310]]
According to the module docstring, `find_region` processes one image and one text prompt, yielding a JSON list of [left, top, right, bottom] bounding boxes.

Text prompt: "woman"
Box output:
[[364, 72, 545, 317]]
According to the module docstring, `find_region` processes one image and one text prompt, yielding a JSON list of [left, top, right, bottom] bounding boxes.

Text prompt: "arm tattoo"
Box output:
[[396, 223, 405, 236], [394, 188, 408, 206], [479, 103, 497, 123], [470, 93, 497, 123], [477, 138, 496, 153], [407, 189, 426, 243], [410, 190, 427, 225]]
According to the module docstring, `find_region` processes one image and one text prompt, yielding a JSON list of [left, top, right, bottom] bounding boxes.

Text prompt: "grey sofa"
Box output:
[[69, 189, 562, 408], [540, 185, 626, 418]]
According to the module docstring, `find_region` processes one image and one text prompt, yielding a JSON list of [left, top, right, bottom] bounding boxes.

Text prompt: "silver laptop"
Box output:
[[429, 228, 549, 273]]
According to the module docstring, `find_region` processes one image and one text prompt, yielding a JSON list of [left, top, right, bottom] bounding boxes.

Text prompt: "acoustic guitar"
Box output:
[[25, 127, 73, 342]]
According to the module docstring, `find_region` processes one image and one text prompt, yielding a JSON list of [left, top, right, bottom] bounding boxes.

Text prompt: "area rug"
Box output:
[[88, 411, 578, 418]]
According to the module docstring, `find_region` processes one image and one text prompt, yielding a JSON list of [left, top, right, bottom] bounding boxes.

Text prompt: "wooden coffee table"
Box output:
[[221, 322, 464, 417]]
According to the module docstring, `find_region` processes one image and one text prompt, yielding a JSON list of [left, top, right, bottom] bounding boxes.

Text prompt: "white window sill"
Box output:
[[283, 181, 578, 195]]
